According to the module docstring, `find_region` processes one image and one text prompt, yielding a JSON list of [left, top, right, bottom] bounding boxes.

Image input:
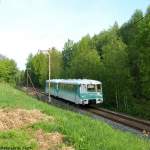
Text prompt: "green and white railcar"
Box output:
[[45, 79, 103, 105]]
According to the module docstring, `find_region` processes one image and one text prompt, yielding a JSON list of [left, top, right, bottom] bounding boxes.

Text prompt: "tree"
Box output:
[[62, 39, 74, 77], [69, 48, 101, 79], [94, 26, 132, 110], [137, 7, 150, 99], [26, 48, 63, 88], [65, 35, 101, 79], [93, 22, 119, 59], [26, 52, 48, 88], [119, 10, 143, 98], [0, 57, 18, 84], [50, 47, 63, 79]]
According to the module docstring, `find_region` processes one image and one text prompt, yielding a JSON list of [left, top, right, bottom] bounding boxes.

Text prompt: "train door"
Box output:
[[77, 84, 87, 104], [74, 85, 79, 102], [80, 84, 87, 93], [56, 83, 59, 97]]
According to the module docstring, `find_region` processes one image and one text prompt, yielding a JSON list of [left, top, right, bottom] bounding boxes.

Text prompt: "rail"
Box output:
[[86, 106, 150, 133]]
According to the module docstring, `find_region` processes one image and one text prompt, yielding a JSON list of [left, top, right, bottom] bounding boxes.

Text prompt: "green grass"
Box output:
[[0, 129, 37, 149], [0, 82, 150, 150]]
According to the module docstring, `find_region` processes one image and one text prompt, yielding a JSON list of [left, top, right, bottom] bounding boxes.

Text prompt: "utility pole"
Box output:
[[38, 49, 51, 103], [26, 67, 31, 93], [26, 68, 28, 93], [48, 51, 51, 102]]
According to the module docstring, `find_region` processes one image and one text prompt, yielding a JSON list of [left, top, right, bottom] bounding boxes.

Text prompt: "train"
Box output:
[[45, 79, 103, 105]]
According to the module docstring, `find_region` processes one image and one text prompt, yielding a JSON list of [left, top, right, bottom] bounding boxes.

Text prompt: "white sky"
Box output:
[[0, 0, 149, 70]]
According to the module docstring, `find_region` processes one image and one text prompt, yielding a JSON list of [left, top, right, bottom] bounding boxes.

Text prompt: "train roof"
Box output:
[[46, 79, 101, 85]]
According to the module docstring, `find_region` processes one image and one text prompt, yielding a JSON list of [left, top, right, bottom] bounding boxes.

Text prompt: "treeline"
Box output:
[[0, 54, 21, 85], [26, 6, 150, 110]]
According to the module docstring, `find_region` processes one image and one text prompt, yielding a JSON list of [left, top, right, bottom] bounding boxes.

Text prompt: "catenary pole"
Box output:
[[38, 49, 51, 102], [48, 50, 51, 103]]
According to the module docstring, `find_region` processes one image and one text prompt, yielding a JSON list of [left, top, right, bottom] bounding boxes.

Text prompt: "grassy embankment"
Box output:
[[0, 82, 150, 150]]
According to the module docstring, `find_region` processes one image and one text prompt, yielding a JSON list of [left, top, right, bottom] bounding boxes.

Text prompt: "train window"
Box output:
[[58, 83, 75, 92], [69, 84, 73, 92], [87, 84, 96, 92], [60, 83, 63, 89], [97, 84, 101, 92], [67, 84, 75, 92]]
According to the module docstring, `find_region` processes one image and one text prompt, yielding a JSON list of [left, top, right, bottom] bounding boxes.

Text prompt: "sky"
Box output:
[[0, 0, 149, 70]]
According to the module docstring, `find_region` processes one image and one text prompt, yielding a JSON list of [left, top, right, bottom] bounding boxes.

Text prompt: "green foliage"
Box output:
[[62, 39, 74, 68], [26, 52, 48, 88], [62, 39, 74, 77], [68, 35, 101, 79], [50, 47, 63, 79], [99, 27, 132, 108], [26, 48, 63, 88], [0, 83, 150, 150], [0, 57, 18, 85], [120, 7, 150, 99], [120, 9, 144, 98], [69, 49, 101, 79], [138, 7, 150, 99]]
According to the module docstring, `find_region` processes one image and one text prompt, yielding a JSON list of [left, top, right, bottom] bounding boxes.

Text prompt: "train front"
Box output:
[[79, 82, 103, 105]]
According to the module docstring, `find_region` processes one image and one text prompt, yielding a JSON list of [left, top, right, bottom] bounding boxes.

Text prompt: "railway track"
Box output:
[[85, 106, 150, 134], [23, 87, 150, 136]]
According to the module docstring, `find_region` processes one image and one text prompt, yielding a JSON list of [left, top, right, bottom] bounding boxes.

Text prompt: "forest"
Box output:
[[0, 6, 150, 116]]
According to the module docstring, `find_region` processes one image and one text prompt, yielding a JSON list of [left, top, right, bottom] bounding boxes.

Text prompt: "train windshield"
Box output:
[[80, 84, 102, 92], [87, 84, 101, 92], [87, 84, 96, 92]]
